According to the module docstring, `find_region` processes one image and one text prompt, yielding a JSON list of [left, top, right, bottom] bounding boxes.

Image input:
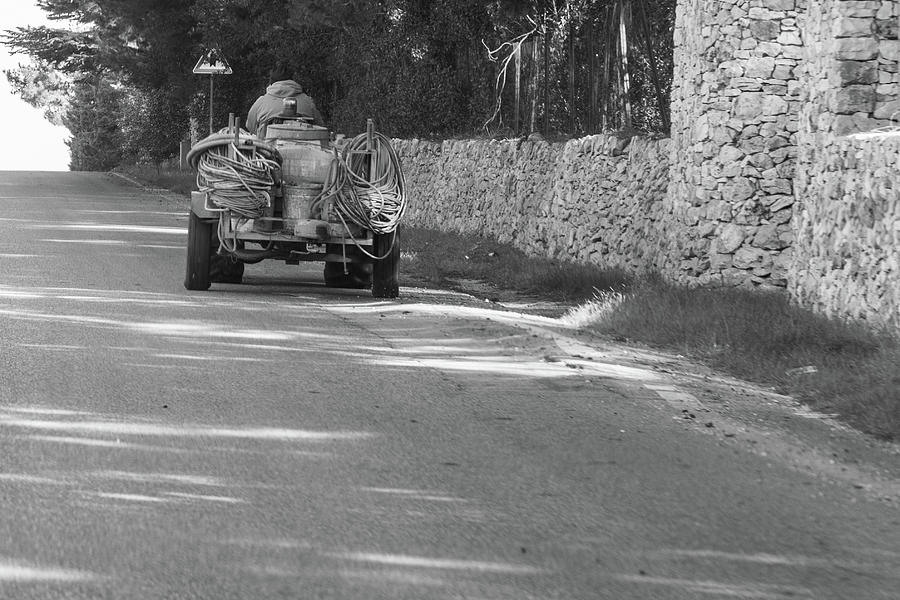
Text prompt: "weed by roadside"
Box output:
[[588, 276, 900, 441]]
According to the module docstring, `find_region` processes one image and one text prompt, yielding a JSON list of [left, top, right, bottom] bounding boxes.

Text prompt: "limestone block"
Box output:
[[777, 30, 803, 46], [739, 135, 768, 153], [717, 223, 746, 254], [707, 200, 734, 221], [834, 60, 879, 85], [725, 177, 758, 202], [836, 17, 875, 37], [749, 7, 786, 20], [875, 18, 899, 39], [719, 60, 745, 78], [754, 223, 793, 249], [874, 100, 900, 121], [756, 42, 783, 57], [760, 178, 793, 194], [773, 64, 795, 79], [837, 3, 879, 18], [734, 92, 765, 119], [750, 20, 781, 41], [769, 195, 796, 212], [832, 114, 881, 134], [782, 45, 804, 60], [880, 40, 900, 61], [832, 85, 876, 113], [745, 56, 777, 78], [876, 3, 897, 20], [835, 37, 879, 61], [718, 144, 745, 164], [771, 207, 793, 224], [740, 164, 761, 177], [762, 94, 790, 115], [723, 267, 752, 286], [763, 0, 796, 11], [698, 221, 718, 238], [710, 253, 734, 270]]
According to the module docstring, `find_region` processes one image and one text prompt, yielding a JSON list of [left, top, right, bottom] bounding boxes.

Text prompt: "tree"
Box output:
[[63, 76, 123, 171], [3, 0, 678, 166], [119, 85, 189, 167], [3, 60, 70, 126]]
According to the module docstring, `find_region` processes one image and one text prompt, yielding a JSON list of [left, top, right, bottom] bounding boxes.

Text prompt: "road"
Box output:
[[0, 170, 898, 600]]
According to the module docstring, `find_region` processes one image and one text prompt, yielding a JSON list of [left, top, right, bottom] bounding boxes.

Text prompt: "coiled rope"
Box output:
[[312, 131, 406, 238]]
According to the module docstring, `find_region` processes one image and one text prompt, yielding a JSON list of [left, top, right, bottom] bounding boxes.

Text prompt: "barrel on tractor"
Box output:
[[184, 116, 403, 298]]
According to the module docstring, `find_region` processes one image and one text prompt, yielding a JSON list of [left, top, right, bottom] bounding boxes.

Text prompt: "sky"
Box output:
[[0, 1, 71, 171]]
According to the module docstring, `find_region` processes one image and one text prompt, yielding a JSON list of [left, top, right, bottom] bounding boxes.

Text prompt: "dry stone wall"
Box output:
[[800, 0, 899, 137], [791, 133, 900, 328], [667, 0, 805, 289], [389, 0, 900, 331], [393, 136, 674, 275], [793, 0, 900, 328]]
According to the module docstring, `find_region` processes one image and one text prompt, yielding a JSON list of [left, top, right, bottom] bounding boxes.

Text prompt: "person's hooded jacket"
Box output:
[[245, 80, 324, 133]]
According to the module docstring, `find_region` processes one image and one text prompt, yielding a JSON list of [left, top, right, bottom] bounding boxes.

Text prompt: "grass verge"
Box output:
[[401, 228, 900, 442], [115, 164, 195, 196], [399, 227, 631, 303], [137, 166, 899, 442]]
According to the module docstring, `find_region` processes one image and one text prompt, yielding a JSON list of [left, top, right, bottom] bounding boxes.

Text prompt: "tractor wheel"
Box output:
[[184, 211, 213, 290], [324, 244, 373, 289], [372, 231, 400, 299]]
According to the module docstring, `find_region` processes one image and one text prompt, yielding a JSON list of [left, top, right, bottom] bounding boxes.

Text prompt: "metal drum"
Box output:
[[282, 182, 323, 232], [276, 140, 333, 185]]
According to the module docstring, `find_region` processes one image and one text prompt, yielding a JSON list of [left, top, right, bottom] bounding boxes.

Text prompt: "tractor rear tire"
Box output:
[[372, 231, 400, 299], [184, 211, 213, 290]]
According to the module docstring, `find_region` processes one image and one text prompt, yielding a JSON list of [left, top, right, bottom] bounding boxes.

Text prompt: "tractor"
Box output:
[[184, 116, 403, 298]]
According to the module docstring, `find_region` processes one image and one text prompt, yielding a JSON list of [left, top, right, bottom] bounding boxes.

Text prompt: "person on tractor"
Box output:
[[246, 62, 325, 134]]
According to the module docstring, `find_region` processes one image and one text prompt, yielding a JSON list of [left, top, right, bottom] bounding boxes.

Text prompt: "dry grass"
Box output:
[[401, 228, 900, 442], [590, 276, 900, 441], [400, 227, 630, 302], [116, 164, 196, 196]]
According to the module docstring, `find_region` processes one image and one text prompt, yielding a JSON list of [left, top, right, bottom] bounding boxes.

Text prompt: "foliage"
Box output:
[[2, 0, 679, 166], [119, 86, 190, 166], [3, 60, 70, 126], [63, 76, 123, 171]]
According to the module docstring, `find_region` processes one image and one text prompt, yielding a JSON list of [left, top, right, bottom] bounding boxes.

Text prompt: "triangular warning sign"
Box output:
[[193, 48, 232, 75]]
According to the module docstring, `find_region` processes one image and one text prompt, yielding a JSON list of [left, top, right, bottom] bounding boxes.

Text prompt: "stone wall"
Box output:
[[800, 0, 899, 137], [791, 132, 900, 328], [666, 0, 805, 289], [394, 135, 674, 275], [792, 0, 900, 328], [390, 0, 900, 330]]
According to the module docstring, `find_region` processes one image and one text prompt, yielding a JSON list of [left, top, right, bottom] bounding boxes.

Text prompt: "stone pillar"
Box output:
[[791, 0, 900, 322], [668, 0, 805, 288], [799, 0, 898, 138]]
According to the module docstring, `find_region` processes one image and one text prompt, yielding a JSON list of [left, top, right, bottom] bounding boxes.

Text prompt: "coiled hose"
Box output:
[[312, 131, 405, 259], [187, 131, 282, 259], [187, 132, 281, 219]]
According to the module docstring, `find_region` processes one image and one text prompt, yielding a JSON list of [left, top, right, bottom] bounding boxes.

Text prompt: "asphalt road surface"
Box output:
[[0, 171, 899, 600]]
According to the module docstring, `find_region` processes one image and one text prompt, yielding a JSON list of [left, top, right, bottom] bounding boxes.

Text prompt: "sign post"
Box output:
[[192, 48, 233, 134]]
